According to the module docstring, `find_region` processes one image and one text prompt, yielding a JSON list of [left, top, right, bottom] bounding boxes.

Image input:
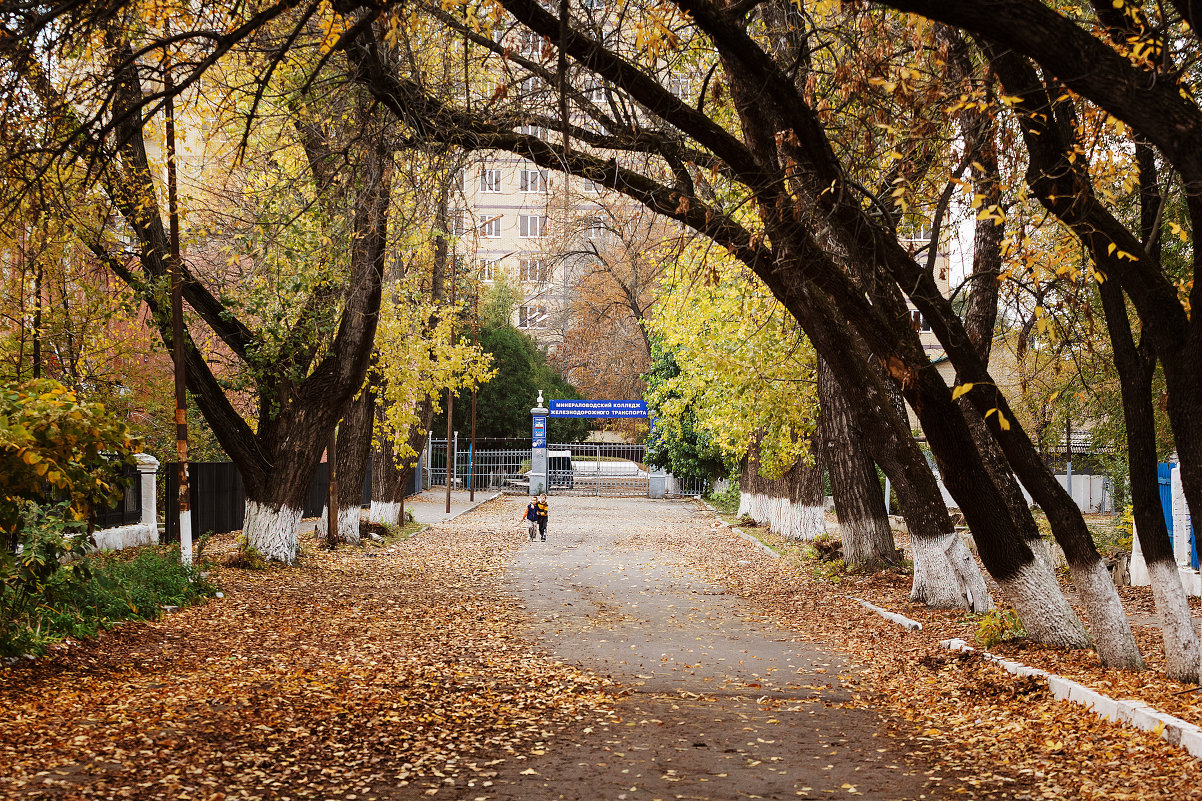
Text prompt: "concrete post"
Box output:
[[648, 468, 667, 499], [531, 390, 548, 496], [135, 454, 160, 529]]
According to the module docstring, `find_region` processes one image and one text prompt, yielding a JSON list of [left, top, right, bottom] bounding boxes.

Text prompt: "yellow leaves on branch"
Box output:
[[374, 268, 494, 464], [315, 0, 348, 57], [649, 242, 818, 479]]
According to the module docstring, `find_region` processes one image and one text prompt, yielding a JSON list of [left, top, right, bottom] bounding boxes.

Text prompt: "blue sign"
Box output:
[[532, 415, 547, 448], [548, 399, 648, 418]]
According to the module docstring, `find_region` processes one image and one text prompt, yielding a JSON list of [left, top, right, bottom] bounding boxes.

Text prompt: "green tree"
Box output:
[[435, 324, 590, 442], [644, 342, 727, 483]]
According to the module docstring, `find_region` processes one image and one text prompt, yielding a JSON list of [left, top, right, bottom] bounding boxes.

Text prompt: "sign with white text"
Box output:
[[548, 400, 648, 418]]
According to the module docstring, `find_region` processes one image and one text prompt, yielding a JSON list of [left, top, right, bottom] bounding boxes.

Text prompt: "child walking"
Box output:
[[521, 498, 540, 542], [535, 494, 549, 542]]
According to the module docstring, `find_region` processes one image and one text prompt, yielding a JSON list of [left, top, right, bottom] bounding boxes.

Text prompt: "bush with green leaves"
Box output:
[[1, 508, 216, 657], [975, 608, 1028, 649], [0, 378, 136, 552]]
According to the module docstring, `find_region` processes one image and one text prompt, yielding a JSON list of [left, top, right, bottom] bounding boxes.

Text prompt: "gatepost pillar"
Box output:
[[531, 390, 548, 495]]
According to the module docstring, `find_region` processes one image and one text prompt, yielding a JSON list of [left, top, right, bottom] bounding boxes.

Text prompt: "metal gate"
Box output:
[[424, 437, 709, 498], [545, 442, 649, 497]]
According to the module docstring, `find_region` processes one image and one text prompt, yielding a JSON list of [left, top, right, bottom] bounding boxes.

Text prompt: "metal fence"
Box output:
[[425, 437, 708, 498], [668, 475, 711, 497], [93, 462, 141, 529], [427, 439, 531, 494]]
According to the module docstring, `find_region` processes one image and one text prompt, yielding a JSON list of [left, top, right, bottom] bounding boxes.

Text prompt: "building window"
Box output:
[[668, 74, 692, 101], [583, 82, 606, 104], [479, 214, 502, 238], [480, 168, 502, 193], [520, 168, 548, 192], [449, 209, 466, 237], [519, 214, 545, 238], [517, 29, 543, 57], [479, 258, 497, 281], [521, 76, 545, 96], [584, 215, 604, 238], [519, 304, 549, 329], [520, 258, 550, 283], [582, 0, 606, 11], [518, 124, 549, 141], [583, 178, 603, 194], [909, 309, 931, 333], [453, 168, 466, 192]]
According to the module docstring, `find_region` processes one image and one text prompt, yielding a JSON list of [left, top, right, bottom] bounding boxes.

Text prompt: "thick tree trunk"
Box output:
[[1099, 252, 1200, 679], [332, 376, 377, 544], [737, 431, 825, 541], [816, 357, 899, 570], [241, 448, 323, 564]]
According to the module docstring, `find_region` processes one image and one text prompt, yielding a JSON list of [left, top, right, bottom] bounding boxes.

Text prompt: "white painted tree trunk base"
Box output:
[[1147, 558, 1202, 683], [369, 500, 402, 526], [996, 560, 1090, 648], [1071, 559, 1144, 669], [338, 505, 361, 545], [944, 535, 992, 613], [243, 501, 301, 564], [737, 492, 824, 541], [318, 505, 364, 545], [910, 531, 974, 609]]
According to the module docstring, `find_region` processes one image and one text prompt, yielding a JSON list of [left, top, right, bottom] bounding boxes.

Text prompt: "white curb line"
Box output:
[[847, 596, 923, 630], [940, 637, 1202, 759], [696, 499, 781, 559]]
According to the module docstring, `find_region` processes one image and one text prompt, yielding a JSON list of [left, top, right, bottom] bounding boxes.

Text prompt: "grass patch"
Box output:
[[2, 543, 218, 658]]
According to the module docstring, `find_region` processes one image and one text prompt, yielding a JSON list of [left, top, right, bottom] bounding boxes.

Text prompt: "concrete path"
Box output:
[[404, 489, 503, 525], [495, 496, 952, 800]]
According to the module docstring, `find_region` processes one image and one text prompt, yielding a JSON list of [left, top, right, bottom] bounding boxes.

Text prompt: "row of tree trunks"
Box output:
[[736, 430, 825, 541]]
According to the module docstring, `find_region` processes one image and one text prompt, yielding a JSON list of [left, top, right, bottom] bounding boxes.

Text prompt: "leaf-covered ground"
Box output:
[[671, 511, 1201, 800], [0, 504, 615, 800], [1, 496, 1198, 800]]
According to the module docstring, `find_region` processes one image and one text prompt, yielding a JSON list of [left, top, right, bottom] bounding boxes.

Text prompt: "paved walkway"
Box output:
[[404, 488, 505, 524], [493, 496, 953, 800]]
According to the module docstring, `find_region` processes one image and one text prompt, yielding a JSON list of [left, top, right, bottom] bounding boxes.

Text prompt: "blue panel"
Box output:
[[1158, 462, 1174, 539]]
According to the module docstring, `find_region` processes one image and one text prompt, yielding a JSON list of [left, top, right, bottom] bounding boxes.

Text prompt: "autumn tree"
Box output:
[[16, 0, 1202, 675]]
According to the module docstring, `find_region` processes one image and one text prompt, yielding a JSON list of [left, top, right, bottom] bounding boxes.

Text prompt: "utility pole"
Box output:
[[165, 65, 191, 565], [327, 426, 339, 547], [470, 287, 478, 502], [445, 245, 456, 514]]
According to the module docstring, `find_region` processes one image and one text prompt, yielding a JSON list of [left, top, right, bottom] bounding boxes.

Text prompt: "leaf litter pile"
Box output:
[[632, 509, 1201, 800], [0, 505, 614, 800]]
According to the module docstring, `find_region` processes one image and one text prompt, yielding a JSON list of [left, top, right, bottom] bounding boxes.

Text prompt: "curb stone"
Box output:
[[695, 499, 781, 559], [939, 638, 1202, 759], [846, 596, 922, 630], [694, 499, 1202, 761]]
